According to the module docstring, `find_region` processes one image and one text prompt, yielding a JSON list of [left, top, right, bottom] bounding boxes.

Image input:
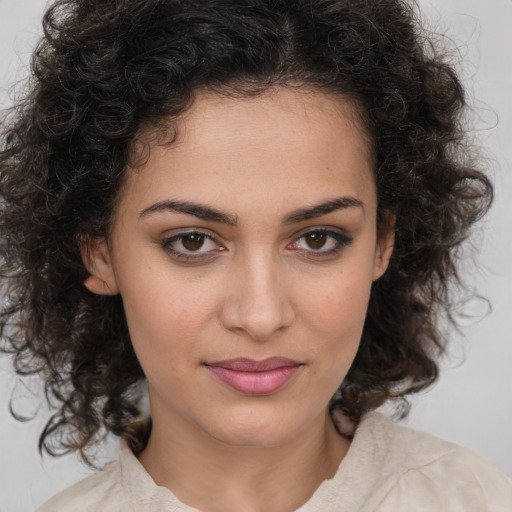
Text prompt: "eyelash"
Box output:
[[160, 228, 352, 262], [288, 228, 353, 259], [161, 231, 223, 261]]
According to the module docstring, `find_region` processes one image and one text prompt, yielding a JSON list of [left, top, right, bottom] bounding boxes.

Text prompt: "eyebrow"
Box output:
[[282, 197, 364, 224], [139, 200, 238, 225], [139, 196, 363, 226]]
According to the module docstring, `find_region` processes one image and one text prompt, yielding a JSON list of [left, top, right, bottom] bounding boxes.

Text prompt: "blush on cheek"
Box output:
[[307, 284, 371, 353], [311, 280, 370, 323]]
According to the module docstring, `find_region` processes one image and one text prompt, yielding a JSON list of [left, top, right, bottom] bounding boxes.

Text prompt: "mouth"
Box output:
[[203, 357, 303, 395]]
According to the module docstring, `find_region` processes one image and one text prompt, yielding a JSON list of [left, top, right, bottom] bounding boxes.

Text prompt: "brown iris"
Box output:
[[182, 233, 205, 251], [304, 231, 327, 250]]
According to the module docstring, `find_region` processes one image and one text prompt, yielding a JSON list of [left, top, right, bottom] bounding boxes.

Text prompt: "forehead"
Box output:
[[171, 87, 373, 170], [120, 87, 376, 219]]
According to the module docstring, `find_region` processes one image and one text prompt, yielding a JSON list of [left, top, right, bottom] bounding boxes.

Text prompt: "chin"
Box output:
[[209, 425, 297, 449], [201, 406, 313, 449]]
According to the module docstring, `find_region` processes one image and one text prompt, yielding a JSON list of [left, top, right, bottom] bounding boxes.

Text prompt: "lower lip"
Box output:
[[204, 365, 301, 395]]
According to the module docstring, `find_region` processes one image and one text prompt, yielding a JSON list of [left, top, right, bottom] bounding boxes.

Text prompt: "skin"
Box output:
[[83, 87, 394, 512]]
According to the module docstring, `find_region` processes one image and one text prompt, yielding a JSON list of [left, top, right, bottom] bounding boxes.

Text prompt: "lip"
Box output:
[[204, 357, 302, 395]]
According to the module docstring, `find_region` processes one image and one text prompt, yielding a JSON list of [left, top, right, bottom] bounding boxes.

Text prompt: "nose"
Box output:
[[218, 252, 295, 341]]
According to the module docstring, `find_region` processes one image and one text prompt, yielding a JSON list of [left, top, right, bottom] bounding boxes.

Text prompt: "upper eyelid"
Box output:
[[163, 225, 346, 237], [161, 226, 350, 247], [290, 225, 349, 240], [164, 228, 219, 241], [161, 229, 220, 245]]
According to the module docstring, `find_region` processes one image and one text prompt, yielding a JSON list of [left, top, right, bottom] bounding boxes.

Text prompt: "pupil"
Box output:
[[182, 234, 205, 251], [306, 232, 326, 250]]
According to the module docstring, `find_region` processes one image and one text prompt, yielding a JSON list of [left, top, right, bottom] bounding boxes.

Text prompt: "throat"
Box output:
[[136, 410, 351, 512]]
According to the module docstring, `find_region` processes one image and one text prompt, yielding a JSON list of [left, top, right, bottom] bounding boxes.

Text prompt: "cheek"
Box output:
[[299, 262, 374, 374], [118, 260, 242, 380], [116, 267, 216, 369], [306, 272, 373, 335], [119, 252, 217, 325]]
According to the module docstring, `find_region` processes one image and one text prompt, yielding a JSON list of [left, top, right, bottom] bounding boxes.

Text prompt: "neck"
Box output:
[[138, 406, 350, 512]]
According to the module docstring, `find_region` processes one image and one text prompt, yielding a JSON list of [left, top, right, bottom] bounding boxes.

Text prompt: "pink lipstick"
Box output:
[[204, 357, 302, 395]]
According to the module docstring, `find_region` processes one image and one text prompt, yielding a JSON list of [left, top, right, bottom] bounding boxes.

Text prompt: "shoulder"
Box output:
[[35, 460, 126, 512], [35, 459, 131, 512], [350, 412, 512, 511], [35, 441, 188, 512]]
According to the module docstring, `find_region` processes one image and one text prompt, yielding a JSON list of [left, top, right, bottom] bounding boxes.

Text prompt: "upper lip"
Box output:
[[205, 357, 301, 372]]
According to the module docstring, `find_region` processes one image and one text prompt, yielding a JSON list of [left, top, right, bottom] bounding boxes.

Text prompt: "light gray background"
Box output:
[[0, 0, 510, 510]]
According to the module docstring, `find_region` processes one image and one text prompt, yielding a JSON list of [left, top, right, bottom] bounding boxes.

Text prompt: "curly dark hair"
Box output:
[[0, 0, 492, 463]]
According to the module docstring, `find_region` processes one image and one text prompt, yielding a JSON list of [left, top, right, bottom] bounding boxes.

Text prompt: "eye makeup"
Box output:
[[159, 226, 353, 264]]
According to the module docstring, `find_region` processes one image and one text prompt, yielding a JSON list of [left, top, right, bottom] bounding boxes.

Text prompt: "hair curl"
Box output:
[[0, 0, 492, 462]]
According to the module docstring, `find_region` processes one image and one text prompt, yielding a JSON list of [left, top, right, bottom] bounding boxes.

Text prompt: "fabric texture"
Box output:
[[37, 412, 512, 511]]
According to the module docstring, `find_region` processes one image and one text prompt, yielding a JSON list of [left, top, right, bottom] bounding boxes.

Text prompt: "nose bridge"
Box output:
[[220, 248, 294, 340]]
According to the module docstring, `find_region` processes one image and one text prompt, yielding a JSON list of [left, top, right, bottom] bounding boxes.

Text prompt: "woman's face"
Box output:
[[85, 87, 393, 448]]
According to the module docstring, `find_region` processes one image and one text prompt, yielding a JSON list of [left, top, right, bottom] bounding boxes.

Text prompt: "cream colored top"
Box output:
[[37, 412, 512, 511]]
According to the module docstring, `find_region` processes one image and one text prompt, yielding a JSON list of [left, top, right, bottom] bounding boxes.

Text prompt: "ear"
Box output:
[[372, 218, 395, 281], [80, 236, 119, 295]]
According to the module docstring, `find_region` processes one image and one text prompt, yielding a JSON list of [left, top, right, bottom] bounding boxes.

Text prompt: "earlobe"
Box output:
[[83, 274, 118, 295], [80, 236, 119, 296]]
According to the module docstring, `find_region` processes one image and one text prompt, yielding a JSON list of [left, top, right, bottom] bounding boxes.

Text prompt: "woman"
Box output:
[[1, 0, 510, 510]]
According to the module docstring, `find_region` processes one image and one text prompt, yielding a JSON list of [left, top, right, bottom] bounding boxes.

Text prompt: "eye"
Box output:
[[300, 231, 331, 250], [288, 228, 352, 257], [161, 231, 223, 260]]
